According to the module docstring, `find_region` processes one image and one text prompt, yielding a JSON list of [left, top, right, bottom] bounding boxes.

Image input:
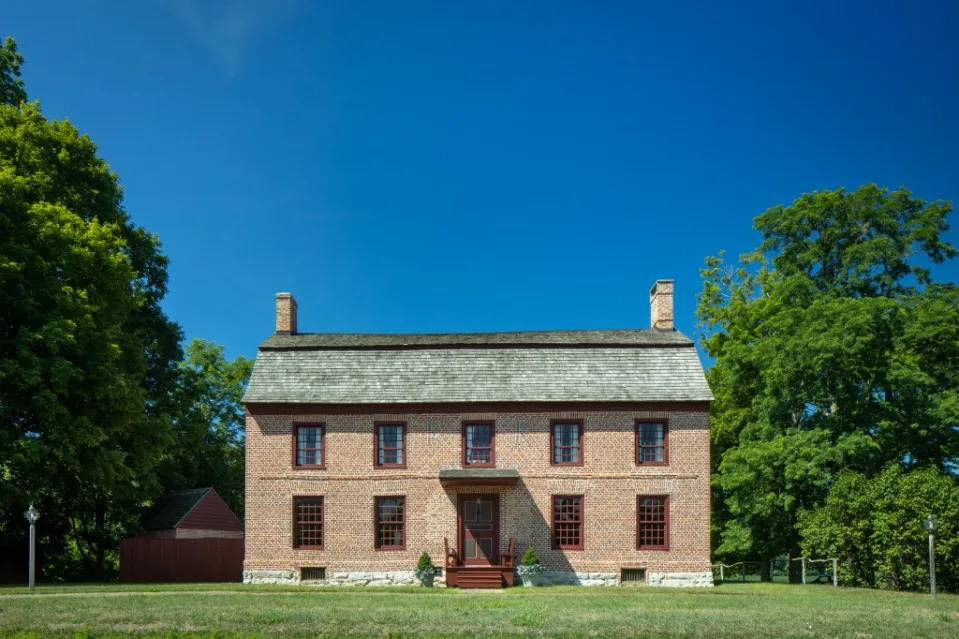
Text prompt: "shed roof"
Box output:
[[142, 488, 212, 530], [244, 329, 712, 405]]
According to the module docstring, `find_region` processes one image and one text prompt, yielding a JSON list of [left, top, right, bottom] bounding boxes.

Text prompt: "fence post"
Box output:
[[742, 563, 746, 582], [801, 558, 806, 585], [832, 559, 838, 587], [720, 565, 724, 582]]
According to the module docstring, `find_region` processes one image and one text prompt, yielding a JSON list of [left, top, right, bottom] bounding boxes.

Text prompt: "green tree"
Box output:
[[158, 339, 252, 517], [0, 37, 182, 579], [0, 37, 26, 105], [698, 184, 958, 582], [799, 465, 959, 592]]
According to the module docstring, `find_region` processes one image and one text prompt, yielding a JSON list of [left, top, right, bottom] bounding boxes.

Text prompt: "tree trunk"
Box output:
[[760, 555, 772, 582], [788, 542, 803, 584], [94, 500, 106, 581]]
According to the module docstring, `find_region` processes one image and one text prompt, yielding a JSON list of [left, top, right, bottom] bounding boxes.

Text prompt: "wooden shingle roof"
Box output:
[[243, 329, 712, 405]]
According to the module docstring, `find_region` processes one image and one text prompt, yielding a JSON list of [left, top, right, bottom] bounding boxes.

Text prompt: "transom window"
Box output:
[[375, 496, 406, 549], [552, 495, 584, 550], [375, 423, 406, 468], [637, 496, 669, 550], [636, 420, 668, 465], [463, 422, 495, 467], [294, 424, 324, 468], [551, 420, 583, 466], [293, 496, 324, 549]]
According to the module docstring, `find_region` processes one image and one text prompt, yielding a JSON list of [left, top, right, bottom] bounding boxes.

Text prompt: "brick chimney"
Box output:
[[649, 280, 674, 331], [275, 292, 298, 335]]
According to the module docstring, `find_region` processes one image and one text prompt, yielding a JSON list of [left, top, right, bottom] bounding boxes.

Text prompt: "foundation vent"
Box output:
[[300, 567, 326, 582], [620, 568, 647, 585]]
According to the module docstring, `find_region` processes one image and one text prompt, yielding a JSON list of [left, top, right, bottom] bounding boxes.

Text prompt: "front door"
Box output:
[[458, 494, 499, 566]]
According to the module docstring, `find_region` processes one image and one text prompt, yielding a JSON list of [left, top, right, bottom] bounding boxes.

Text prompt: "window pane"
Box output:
[[464, 538, 477, 559], [296, 427, 322, 466], [478, 538, 492, 559], [376, 497, 405, 548], [553, 496, 582, 548], [478, 501, 492, 521], [640, 424, 663, 446], [638, 497, 667, 548], [294, 497, 323, 548]]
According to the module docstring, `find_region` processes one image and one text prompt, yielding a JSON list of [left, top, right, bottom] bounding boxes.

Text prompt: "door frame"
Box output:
[[457, 493, 500, 566]]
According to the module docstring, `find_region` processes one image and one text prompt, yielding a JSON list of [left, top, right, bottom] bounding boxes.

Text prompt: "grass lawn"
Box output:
[[0, 582, 956, 638]]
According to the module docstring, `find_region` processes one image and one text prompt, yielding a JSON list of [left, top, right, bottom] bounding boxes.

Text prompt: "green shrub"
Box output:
[[521, 545, 540, 567], [416, 551, 434, 572]]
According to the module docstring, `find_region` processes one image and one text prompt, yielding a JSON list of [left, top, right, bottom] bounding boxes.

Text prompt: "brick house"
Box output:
[[242, 281, 713, 587]]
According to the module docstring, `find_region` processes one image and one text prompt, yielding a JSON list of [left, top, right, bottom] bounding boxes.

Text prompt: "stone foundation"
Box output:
[[243, 570, 299, 585], [540, 571, 618, 586], [243, 568, 713, 587], [243, 569, 443, 587], [646, 571, 714, 587]]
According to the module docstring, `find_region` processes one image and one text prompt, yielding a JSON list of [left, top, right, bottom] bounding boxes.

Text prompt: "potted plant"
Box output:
[[516, 545, 544, 587], [415, 551, 440, 587]]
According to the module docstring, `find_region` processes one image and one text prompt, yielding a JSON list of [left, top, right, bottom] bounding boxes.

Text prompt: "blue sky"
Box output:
[[4, 0, 958, 360]]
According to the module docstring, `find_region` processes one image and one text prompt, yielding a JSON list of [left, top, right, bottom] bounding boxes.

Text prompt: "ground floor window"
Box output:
[[552, 495, 584, 550], [375, 496, 406, 549], [637, 495, 669, 550], [293, 496, 324, 549]]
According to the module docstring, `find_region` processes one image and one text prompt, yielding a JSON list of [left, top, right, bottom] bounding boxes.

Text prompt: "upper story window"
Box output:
[[463, 422, 495, 467], [375, 422, 406, 468], [636, 419, 668, 466], [637, 495, 669, 550], [552, 495, 584, 550], [293, 496, 324, 549], [550, 420, 583, 466], [293, 424, 325, 469], [374, 496, 406, 549]]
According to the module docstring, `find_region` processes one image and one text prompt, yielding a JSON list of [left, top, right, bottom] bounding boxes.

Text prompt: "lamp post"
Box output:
[[923, 515, 937, 600], [23, 504, 39, 591]]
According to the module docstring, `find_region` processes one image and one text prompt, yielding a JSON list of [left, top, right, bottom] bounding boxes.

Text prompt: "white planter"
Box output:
[[519, 573, 541, 587]]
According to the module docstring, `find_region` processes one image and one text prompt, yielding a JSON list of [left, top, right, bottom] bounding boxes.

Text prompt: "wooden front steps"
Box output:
[[446, 565, 514, 589]]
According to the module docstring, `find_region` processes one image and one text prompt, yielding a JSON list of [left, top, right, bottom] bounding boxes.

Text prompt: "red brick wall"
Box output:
[[244, 407, 710, 577], [179, 491, 243, 532]]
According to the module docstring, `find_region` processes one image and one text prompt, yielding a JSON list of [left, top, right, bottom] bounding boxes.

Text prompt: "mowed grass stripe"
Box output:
[[0, 583, 956, 638]]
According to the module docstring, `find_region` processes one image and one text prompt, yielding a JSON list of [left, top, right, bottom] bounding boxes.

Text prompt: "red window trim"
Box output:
[[636, 495, 670, 551], [549, 419, 584, 466], [292, 495, 324, 550], [373, 495, 406, 550], [292, 423, 326, 470], [635, 418, 669, 467], [462, 421, 496, 468], [374, 422, 407, 469], [551, 494, 585, 550]]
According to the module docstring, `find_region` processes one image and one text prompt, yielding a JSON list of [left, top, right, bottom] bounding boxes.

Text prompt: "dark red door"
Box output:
[[459, 494, 499, 566]]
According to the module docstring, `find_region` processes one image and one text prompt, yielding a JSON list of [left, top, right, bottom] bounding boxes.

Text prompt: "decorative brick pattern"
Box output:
[[245, 408, 711, 586]]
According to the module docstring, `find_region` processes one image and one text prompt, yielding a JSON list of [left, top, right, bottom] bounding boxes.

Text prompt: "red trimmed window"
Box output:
[[637, 496, 669, 550], [293, 497, 324, 549], [375, 496, 406, 549], [375, 423, 406, 468], [294, 424, 325, 468], [551, 421, 583, 465], [463, 422, 494, 467], [552, 495, 584, 550], [636, 420, 668, 465]]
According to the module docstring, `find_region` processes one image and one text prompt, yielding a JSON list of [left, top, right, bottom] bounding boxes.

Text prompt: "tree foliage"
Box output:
[[698, 185, 958, 582], [158, 339, 252, 518], [0, 37, 26, 105], [798, 465, 959, 592], [0, 37, 251, 581]]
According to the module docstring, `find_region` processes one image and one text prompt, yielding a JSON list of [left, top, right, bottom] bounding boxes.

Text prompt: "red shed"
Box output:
[[120, 488, 243, 582], [138, 487, 242, 539]]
